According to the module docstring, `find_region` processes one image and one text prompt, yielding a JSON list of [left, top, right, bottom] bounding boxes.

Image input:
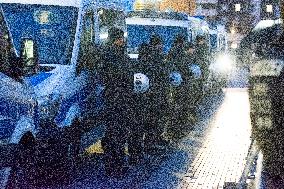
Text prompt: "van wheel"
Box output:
[[34, 130, 73, 187], [65, 118, 82, 172], [6, 132, 36, 188]]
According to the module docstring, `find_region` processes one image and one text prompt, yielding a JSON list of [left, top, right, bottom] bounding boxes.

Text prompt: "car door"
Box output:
[[0, 73, 26, 141], [0, 7, 37, 144], [0, 7, 19, 141]]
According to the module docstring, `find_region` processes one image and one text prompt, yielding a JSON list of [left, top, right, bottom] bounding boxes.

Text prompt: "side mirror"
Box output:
[[20, 38, 38, 76]]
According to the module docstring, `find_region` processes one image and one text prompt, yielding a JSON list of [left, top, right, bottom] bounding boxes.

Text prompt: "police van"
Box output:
[[0, 0, 126, 187], [208, 25, 230, 88], [126, 11, 193, 58], [188, 16, 228, 53]]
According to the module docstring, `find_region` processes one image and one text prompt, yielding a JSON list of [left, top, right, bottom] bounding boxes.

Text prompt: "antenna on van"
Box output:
[[0, 6, 18, 57]]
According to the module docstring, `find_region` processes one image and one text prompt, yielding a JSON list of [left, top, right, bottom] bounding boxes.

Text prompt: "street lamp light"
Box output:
[[231, 27, 236, 34], [235, 4, 241, 12], [266, 5, 273, 13]]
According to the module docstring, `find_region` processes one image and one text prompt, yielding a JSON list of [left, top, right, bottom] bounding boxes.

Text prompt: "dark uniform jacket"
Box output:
[[139, 47, 169, 115], [195, 43, 210, 79], [167, 45, 192, 88], [98, 44, 134, 113], [182, 52, 198, 83]]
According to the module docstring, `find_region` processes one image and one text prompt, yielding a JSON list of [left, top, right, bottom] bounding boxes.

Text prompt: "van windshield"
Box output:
[[1, 3, 78, 65]]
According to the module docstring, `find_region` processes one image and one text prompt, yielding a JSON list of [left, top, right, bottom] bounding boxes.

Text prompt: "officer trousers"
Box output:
[[102, 106, 130, 174], [144, 96, 167, 150], [128, 95, 149, 163]]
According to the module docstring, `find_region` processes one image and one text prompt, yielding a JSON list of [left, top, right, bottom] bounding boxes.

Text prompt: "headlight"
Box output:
[[210, 54, 233, 74], [38, 93, 62, 121]]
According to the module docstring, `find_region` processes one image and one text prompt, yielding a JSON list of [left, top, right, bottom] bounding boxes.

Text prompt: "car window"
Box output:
[[75, 9, 96, 75]]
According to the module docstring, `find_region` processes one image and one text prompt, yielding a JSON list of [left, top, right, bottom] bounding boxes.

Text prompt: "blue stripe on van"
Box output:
[[0, 98, 35, 139], [25, 72, 53, 86]]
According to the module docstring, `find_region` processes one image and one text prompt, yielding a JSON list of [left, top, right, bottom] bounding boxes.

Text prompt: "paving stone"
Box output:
[[180, 89, 252, 189]]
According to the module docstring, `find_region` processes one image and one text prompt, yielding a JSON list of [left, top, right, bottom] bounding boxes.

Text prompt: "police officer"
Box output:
[[182, 43, 200, 124], [98, 27, 134, 178], [127, 42, 150, 165], [167, 34, 186, 63], [167, 35, 192, 140], [195, 35, 210, 83], [142, 35, 170, 153], [183, 42, 196, 66], [137, 42, 150, 62]]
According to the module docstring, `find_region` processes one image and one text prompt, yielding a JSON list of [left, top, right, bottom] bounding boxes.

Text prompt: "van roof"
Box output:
[[127, 10, 189, 21], [0, 0, 126, 10], [0, 0, 81, 7]]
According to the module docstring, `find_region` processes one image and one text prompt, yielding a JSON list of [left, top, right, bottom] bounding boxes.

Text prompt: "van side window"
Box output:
[[80, 10, 95, 50], [76, 10, 98, 75]]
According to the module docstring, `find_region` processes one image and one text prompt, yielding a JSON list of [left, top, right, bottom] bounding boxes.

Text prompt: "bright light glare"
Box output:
[[124, 32, 127, 37], [212, 89, 251, 148], [252, 19, 282, 31], [231, 43, 238, 49], [100, 32, 127, 39], [201, 25, 209, 32], [235, 4, 241, 12], [211, 54, 233, 74], [99, 33, 108, 39]]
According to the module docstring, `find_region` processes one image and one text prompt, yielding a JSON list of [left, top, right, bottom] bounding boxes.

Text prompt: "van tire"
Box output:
[[6, 132, 36, 188], [34, 129, 72, 187], [66, 118, 82, 168]]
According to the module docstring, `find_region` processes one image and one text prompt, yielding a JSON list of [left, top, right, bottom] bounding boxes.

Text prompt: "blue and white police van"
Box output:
[[126, 11, 192, 58], [0, 0, 126, 187]]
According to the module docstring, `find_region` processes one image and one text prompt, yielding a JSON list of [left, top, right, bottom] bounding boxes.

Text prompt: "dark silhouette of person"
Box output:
[[98, 27, 134, 178], [141, 35, 170, 153]]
